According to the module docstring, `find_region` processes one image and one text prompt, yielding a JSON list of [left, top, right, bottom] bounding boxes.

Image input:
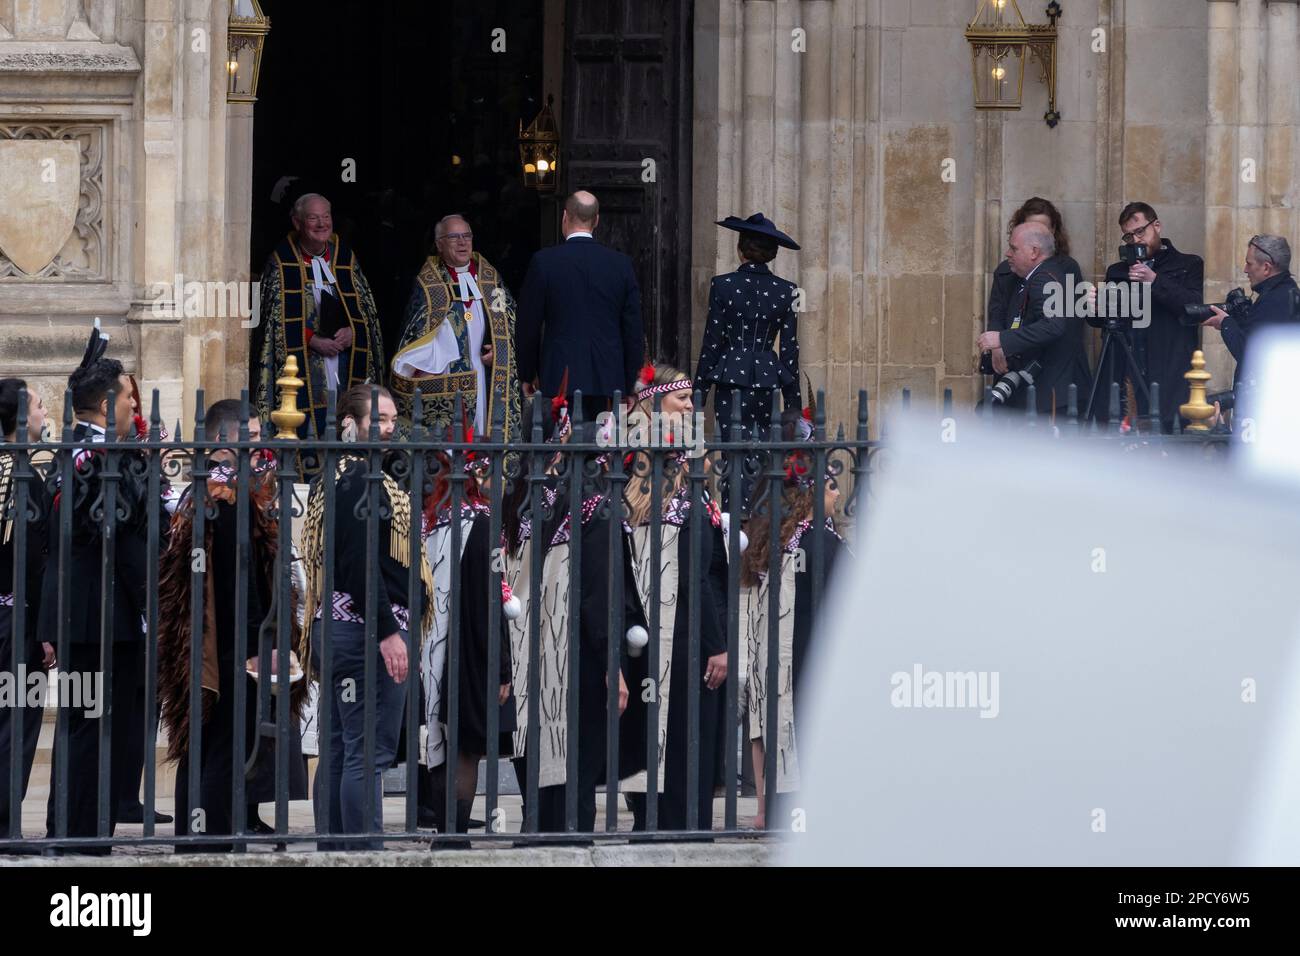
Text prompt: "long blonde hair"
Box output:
[[623, 362, 692, 528]]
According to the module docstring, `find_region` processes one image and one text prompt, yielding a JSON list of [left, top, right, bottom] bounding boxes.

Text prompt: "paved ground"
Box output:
[[8, 714, 765, 862], [2, 842, 774, 867]]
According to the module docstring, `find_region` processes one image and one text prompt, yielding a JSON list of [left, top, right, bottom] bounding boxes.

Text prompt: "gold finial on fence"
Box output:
[[1179, 350, 1216, 432], [271, 354, 307, 439]]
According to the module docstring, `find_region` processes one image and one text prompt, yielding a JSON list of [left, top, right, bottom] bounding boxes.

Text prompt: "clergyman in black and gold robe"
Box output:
[[391, 215, 521, 441], [254, 193, 385, 440]]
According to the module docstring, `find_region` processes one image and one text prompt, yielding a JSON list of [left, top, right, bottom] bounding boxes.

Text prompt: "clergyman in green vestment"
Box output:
[[390, 214, 521, 442]]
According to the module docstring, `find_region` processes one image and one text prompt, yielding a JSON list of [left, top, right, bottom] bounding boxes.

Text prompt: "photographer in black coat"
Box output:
[[1203, 234, 1300, 389], [1100, 202, 1202, 432], [978, 222, 1091, 413]]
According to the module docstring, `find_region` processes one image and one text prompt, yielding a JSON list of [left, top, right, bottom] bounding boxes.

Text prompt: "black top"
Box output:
[[696, 261, 801, 408], [516, 236, 645, 398], [792, 524, 842, 713], [37, 422, 164, 647], [328, 456, 427, 638], [438, 511, 514, 752], [0, 449, 53, 660], [1102, 239, 1203, 429], [1220, 270, 1300, 388], [991, 254, 1093, 411]]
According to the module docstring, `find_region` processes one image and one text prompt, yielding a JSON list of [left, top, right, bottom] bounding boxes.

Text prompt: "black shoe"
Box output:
[[417, 806, 443, 830], [117, 804, 173, 825], [0, 843, 43, 856], [247, 816, 275, 835]]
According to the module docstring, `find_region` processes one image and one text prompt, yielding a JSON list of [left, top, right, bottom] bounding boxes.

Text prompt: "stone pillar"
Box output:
[[1204, 0, 1239, 331], [0, 0, 143, 418], [797, 0, 831, 405], [741, 1, 776, 217], [1203, 0, 1252, 389], [1263, 0, 1298, 238], [772, 0, 801, 296], [824, 0, 859, 409], [1237, 0, 1265, 247], [226, 100, 255, 401], [132, 0, 185, 429]]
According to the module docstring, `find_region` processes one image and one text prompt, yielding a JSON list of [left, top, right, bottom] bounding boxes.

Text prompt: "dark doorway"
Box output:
[[248, 0, 695, 384], [562, 0, 694, 368], [250, 0, 547, 371]]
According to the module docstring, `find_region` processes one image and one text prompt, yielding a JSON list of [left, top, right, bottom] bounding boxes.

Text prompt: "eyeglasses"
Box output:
[[440, 231, 473, 243], [1249, 237, 1275, 263], [1121, 220, 1156, 244], [302, 214, 332, 225]]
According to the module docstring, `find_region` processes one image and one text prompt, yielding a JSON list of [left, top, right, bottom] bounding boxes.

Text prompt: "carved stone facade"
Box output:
[[691, 0, 1289, 430], [0, 1, 1292, 435], [0, 0, 248, 433]]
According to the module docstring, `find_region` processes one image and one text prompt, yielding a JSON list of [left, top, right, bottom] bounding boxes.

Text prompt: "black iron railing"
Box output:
[[0, 376, 1232, 854]]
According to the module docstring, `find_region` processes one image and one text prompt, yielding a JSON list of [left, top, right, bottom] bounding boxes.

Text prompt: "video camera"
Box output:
[[1118, 243, 1150, 266]]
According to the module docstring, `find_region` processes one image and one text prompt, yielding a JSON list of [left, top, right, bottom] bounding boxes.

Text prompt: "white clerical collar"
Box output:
[[451, 263, 483, 303], [306, 250, 336, 295], [566, 231, 593, 240]]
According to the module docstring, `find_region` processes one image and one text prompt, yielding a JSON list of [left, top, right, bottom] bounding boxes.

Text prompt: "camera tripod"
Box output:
[[1082, 318, 1152, 424]]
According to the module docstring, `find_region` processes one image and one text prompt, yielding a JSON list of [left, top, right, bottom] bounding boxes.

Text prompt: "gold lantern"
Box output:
[[227, 0, 271, 104], [519, 95, 560, 192], [965, 0, 1061, 127]]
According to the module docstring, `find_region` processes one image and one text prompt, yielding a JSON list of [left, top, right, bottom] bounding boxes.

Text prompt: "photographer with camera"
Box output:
[[1200, 235, 1300, 389], [978, 222, 1091, 413], [1097, 203, 1202, 432]]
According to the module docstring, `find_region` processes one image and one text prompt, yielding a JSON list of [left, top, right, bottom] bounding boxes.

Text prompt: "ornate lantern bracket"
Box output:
[[519, 95, 560, 192], [965, 0, 1061, 127], [227, 0, 271, 104]]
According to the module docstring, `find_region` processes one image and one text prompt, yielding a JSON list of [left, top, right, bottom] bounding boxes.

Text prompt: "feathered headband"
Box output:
[[550, 367, 572, 443], [635, 363, 693, 400]]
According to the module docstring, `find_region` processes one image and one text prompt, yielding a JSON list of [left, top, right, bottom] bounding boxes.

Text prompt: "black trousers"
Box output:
[[172, 667, 246, 852], [114, 680, 149, 811], [44, 640, 144, 852], [0, 607, 44, 834]]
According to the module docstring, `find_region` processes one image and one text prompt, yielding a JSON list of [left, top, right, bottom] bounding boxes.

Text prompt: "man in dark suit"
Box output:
[[978, 222, 1092, 413], [41, 348, 154, 854], [516, 190, 644, 419], [1100, 202, 1203, 432]]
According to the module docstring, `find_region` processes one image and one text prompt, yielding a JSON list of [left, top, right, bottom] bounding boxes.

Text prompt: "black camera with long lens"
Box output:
[[990, 359, 1044, 406], [1183, 287, 1250, 326]]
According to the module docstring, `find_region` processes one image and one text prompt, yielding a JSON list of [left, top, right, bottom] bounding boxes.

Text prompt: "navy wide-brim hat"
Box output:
[[716, 212, 800, 250]]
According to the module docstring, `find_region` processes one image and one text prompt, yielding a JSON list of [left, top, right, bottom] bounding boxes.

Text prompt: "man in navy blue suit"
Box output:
[[517, 191, 644, 419]]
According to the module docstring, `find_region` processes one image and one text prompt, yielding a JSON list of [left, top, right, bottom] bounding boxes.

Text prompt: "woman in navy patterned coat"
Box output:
[[695, 213, 802, 512]]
